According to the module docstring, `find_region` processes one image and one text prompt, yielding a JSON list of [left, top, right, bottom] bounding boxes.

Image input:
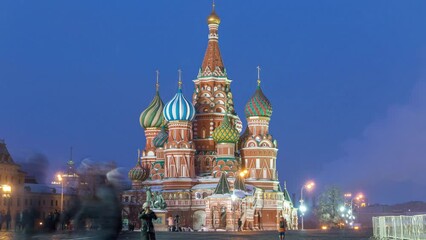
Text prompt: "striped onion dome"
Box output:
[[128, 160, 149, 182], [140, 90, 165, 129], [163, 82, 196, 121], [212, 113, 239, 143], [153, 126, 168, 148], [244, 85, 273, 118]]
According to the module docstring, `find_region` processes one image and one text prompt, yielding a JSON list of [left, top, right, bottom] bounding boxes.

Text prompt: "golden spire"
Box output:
[[257, 65, 261, 86], [207, 0, 221, 25], [155, 70, 160, 92], [178, 69, 182, 89]]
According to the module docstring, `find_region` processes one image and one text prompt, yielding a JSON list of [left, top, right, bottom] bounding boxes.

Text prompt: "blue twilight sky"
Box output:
[[1, 1, 426, 204]]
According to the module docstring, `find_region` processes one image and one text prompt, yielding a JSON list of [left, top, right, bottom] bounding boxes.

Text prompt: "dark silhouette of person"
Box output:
[[278, 216, 288, 240], [238, 218, 242, 231], [5, 211, 11, 230], [139, 202, 157, 240]]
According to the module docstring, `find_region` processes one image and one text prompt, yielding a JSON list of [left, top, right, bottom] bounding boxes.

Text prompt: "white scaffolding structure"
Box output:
[[372, 214, 426, 240]]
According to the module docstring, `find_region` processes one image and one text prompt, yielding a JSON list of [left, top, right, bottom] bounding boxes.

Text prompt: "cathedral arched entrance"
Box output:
[[193, 210, 206, 231]]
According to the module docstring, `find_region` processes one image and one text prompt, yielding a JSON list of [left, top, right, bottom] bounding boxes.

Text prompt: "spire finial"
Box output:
[[70, 146, 73, 160], [137, 149, 141, 162], [257, 65, 261, 86], [155, 70, 160, 92], [178, 69, 182, 89], [212, 0, 215, 11], [284, 181, 287, 189]]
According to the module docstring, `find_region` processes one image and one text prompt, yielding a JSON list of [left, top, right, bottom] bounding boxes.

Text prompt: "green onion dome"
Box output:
[[153, 126, 168, 148], [140, 90, 165, 129], [244, 85, 273, 118], [212, 114, 239, 143], [128, 161, 149, 182]]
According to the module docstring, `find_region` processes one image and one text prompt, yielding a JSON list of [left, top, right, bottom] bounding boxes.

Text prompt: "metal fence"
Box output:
[[372, 214, 426, 239]]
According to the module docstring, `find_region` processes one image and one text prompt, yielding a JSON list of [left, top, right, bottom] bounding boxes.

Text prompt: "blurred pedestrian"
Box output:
[[278, 216, 287, 240], [238, 218, 242, 231], [139, 202, 157, 240]]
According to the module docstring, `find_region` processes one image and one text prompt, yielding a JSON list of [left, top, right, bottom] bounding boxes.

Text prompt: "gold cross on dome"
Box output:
[[156, 70, 160, 91], [257, 65, 261, 86], [178, 69, 183, 89]]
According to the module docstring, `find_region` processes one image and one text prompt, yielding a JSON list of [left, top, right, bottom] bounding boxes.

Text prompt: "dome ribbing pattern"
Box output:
[[212, 114, 239, 143], [128, 161, 149, 182], [153, 127, 168, 148], [163, 85, 195, 122], [140, 91, 165, 129], [244, 86, 273, 118]]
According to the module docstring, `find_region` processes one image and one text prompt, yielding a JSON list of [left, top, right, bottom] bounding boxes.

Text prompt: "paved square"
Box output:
[[3, 229, 373, 240]]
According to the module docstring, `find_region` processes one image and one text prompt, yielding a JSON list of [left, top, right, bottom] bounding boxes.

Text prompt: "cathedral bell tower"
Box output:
[[192, 4, 243, 176], [163, 70, 197, 190], [240, 67, 279, 190], [139, 71, 166, 175]]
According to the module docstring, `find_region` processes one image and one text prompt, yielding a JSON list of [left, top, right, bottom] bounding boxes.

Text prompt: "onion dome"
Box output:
[[207, 3, 221, 25], [244, 69, 273, 118], [153, 126, 168, 148], [140, 74, 165, 129], [163, 71, 196, 121], [212, 113, 239, 143], [128, 150, 149, 182], [128, 160, 149, 182]]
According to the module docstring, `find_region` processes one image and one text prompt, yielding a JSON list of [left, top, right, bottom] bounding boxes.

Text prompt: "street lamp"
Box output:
[[57, 174, 64, 213], [299, 181, 314, 230]]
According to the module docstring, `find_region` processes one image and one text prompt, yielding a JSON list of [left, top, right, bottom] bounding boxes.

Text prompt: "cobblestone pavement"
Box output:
[[0, 229, 373, 240]]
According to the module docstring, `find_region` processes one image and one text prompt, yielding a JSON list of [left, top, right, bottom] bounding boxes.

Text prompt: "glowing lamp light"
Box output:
[[321, 226, 328, 230], [57, 174, 63, 182], [305, 182, 315, 189], [231, 194, 237, 202], [340, 206, 345, 212], [299, 205, 307, 213], [2, 185, 11, 193]]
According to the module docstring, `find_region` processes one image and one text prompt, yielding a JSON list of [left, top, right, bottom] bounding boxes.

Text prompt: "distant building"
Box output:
[[123, 5, 298, 231], [0, 140, 26, 227], [0, 140, 77, 228]]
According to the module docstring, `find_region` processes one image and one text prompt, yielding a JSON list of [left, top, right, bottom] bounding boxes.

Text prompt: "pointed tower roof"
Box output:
[[283, 181, 293, 203], [140, 71, 166, 128], [214, 173, 231, 194], [200, 3, 226, 77], [0, 140, 15, 164], [234, 174, 246, 191], [66, 147, 76, 175]]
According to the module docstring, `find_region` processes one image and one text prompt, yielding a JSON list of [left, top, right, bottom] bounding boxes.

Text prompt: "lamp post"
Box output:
[[57, 174, 64, 213], [299, 181, 314, 230]]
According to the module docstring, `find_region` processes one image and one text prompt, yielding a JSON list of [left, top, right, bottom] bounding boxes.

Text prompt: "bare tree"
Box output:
[[315, 186, 344, 227]]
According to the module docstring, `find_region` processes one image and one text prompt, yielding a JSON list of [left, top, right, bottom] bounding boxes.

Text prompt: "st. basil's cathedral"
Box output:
[[122, 5, 298, 231]]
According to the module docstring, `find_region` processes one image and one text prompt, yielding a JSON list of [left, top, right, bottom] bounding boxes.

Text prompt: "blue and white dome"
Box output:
[[163, 84, 196, 122]]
